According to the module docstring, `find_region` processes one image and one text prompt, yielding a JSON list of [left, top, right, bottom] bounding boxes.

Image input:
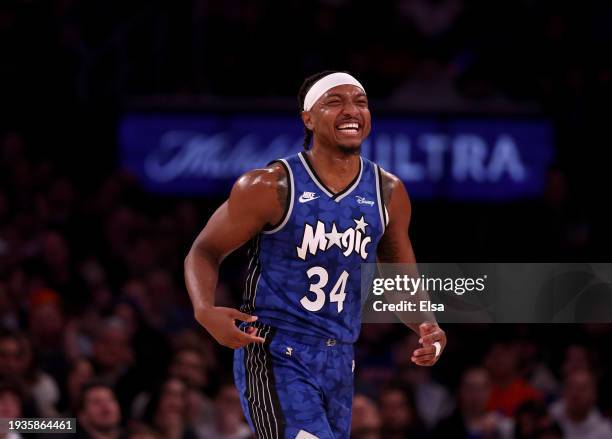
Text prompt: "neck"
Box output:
[[305, 145, 361, 193]]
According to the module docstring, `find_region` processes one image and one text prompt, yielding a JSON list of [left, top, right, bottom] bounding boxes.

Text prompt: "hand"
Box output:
[[195, 306, 265, 349], [411, 322, 446, 366]]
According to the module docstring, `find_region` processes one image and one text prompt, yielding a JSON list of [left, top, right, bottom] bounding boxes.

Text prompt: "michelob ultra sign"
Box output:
[[119, 113, 554, 200]]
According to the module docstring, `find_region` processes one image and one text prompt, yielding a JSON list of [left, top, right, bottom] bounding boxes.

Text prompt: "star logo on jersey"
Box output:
[[296, 216, 372, 260], [354, 216, 368, 232], [325, 223, 343, 249], [298, 191, 320, 203]]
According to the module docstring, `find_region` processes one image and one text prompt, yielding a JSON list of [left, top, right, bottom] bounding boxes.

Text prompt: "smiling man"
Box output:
[[184, 71, 446, 438]]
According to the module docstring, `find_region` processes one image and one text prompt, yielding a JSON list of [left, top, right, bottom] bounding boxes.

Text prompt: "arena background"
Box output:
[[1, 1, 612, 438]]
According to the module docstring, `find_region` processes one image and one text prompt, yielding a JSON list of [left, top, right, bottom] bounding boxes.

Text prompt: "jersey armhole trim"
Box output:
[[374, 164, 388, 233], [262, 159, 294, 234]]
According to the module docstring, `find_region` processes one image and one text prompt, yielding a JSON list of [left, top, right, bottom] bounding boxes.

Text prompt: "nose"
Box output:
[[341, 100, 360, 117]]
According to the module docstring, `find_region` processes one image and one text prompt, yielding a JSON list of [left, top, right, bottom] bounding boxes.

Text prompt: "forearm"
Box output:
[[184, 243, 221, 319]]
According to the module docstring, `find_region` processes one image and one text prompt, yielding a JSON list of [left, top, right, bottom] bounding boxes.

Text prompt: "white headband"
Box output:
[[303, 72, 366, 111]]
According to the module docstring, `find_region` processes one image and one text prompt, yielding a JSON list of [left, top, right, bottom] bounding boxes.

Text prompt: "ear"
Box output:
[[301, 111, 314, 131]]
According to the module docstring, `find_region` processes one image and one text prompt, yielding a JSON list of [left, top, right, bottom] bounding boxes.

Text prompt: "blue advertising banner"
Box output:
[[119, 113, 554, 200]]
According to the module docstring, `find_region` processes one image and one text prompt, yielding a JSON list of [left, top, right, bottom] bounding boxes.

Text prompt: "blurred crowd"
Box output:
[[2, 131, 612, 438]]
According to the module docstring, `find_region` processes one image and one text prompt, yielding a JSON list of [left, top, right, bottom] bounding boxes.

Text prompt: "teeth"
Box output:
[[338, 123, 359, 130]]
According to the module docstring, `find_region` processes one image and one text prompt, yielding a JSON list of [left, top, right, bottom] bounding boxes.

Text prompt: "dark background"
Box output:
[[1, 1, 612, 438]]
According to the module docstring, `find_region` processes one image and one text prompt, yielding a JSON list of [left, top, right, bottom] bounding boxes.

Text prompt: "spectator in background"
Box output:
[[434, 367, 512, 439], [168, 345, 214, 431], [26, 288, 69, 382], [561, 344, 597, 378], [15, 333, 60, 416], [351, 394, 381, 439], [168, 346, 208, 390], [0, 330, 21, 381], [142, 378, 196, 439], [0, 329, 55, 417], [549, 369, 612, 439], [516, 337, 560, 402], [37, 230, 89, 313], [196, 382, 251, 439], [378, 383, 427, 439], [130, 342, 212, 425], [91, 318, 134, 386], [485, 341, 542, 416], [62, 357, 95, 415], [75, 381, 123, 439], [0, 380, 24, 439], [513, 400, 561, 439]]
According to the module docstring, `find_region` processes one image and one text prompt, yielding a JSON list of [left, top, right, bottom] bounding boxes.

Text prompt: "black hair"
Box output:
[[142, 376, 187, 426], [77, 379, 116, 412], [297, 70, 338, 150]]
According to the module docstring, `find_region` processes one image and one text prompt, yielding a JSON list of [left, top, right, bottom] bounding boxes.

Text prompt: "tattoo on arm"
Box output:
[[381, 171, 394, 207]]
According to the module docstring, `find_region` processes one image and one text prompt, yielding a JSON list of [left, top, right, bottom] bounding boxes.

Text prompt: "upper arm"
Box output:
[[190, 163, 287, 261], [376, 169, 416, 263]]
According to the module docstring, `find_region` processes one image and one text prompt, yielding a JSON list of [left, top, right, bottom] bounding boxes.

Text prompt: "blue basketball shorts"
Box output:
[[233, 322, 355, 439]]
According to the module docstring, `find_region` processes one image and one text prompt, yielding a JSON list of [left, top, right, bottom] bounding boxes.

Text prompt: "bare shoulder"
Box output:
[[233, 162, 287, 196], [230, 162, 288, 223]]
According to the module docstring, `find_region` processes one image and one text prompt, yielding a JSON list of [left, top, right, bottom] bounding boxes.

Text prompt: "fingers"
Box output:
[[419, 330, 442, 346], [223, 331, 265, 349], [412, 354, 437, 366], [418, 321, 437, 336], [413, 323, 445, 366], [412, 346, 436, 358], [411, 346, 437, 365], [231, 309, 259, 323]]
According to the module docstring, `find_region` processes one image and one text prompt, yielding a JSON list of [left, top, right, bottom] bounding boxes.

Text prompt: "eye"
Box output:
[[326, 99, 341, 106], [357, 99, 368, 107]]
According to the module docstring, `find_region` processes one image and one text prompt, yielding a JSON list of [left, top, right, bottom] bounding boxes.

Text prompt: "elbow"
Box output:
[[184, 241, 221, 270]]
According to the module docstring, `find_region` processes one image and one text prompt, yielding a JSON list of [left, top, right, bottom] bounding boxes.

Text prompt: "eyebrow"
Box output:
[[325, 92, 368, 99]]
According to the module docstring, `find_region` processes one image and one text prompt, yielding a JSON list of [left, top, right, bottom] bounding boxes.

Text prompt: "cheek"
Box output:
[[362, 112, 372, 134]]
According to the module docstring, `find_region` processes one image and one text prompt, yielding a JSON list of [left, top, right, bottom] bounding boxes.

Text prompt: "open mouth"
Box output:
[[335, 122, 360, 135]]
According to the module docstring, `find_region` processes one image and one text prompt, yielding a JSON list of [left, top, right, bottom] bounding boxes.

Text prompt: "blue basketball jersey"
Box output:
[[240, 151, 388, 343]]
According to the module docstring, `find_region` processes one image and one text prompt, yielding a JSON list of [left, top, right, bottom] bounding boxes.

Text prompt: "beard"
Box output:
[[337, 143, 361, 155]]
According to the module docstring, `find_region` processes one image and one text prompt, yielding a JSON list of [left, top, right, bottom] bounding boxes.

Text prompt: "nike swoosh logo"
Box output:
[[298, 195, 320, 203]]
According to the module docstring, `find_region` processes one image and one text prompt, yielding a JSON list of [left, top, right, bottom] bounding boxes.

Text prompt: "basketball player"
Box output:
[[184, 71, 447, 439]]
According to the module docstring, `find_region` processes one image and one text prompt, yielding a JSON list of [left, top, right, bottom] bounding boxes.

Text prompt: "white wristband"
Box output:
[[433, 341, 442, 357]]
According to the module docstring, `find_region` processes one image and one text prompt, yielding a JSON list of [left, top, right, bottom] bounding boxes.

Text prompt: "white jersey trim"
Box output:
[[262, 158, 294, 234]]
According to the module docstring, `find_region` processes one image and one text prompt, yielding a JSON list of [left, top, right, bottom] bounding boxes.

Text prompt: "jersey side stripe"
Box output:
[[244, 324, 286, 439], [259, 326, 274, 439], [245, 339, 264, 437], [264, 326, 285, 438], [374, 164, 387, 233], [254, 327, 271, 439], [241, 235, 261, 314]]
